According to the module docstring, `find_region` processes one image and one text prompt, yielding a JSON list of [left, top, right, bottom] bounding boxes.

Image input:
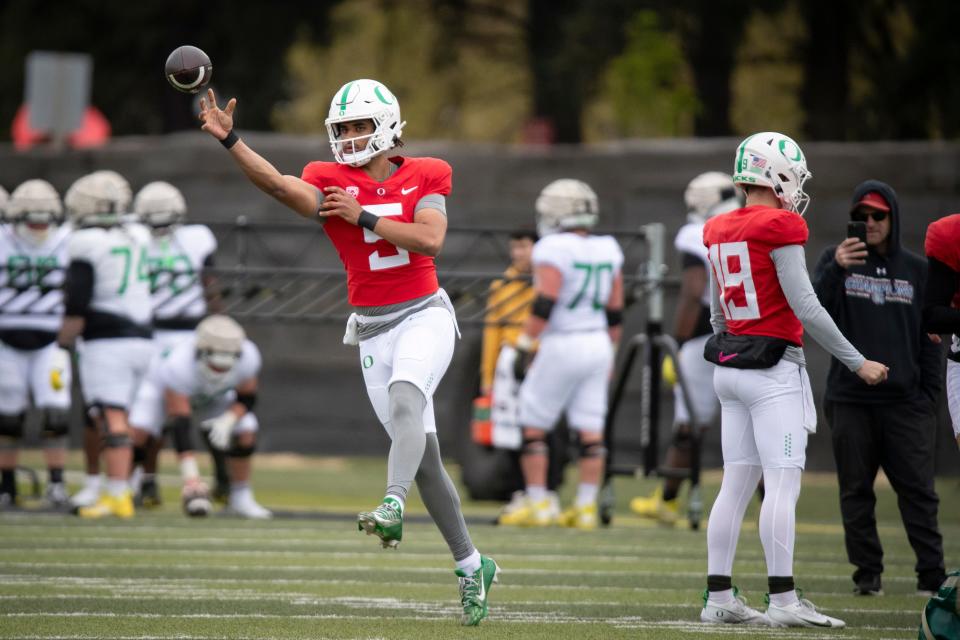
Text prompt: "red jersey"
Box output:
[[301, 156, 451, 306], [703, 205, 809, 345], [924, 213, 960, 307]]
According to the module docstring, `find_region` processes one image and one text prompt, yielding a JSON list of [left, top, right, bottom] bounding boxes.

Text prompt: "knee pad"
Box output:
[[167, 416, 195, 454], [41, 408, 70, 439], [0, 414, 24, 440], [578, 440, 607, 459], [104, 432, 131, 448], [228, 442, 255, 458], [522, 433, 548, 456]]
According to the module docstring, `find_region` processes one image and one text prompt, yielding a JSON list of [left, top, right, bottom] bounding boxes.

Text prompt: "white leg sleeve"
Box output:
[[758, 467, 802, 578], [706, 463, 763, 576]]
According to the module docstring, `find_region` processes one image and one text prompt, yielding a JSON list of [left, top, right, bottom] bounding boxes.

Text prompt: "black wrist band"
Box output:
[[220, 130, 239, 150], [358, 210, 379, 231]]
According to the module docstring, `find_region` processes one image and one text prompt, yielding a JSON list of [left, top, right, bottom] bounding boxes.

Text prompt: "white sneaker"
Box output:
[[700, 591, 769, 625], [44, 482, 70, 507], [70, 480, 102, 508], [766, 597, 846, 628], [227, 493, 272, 519]]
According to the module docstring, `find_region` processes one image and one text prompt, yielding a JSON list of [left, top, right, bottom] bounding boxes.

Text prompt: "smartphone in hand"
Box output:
[[847, 221, 867, 243]]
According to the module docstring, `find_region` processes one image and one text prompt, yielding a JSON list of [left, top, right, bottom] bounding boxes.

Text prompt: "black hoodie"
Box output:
[[812, 179, 943, 407]]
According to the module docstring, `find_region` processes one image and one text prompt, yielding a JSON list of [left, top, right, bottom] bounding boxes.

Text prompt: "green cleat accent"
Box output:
[[456, 555, 501, 626], [357, 497, 403, 549]]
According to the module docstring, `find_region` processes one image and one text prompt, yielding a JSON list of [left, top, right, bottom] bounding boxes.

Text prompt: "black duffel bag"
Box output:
[[704, 332, 794, 369]]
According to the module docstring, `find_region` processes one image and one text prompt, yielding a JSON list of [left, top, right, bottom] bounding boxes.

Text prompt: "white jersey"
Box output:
[[0, 224, 71, 335], [532, 232, 623, 335], [674, 221, 710, 307], [68, 223, 152, 326], [147, 225, 217, 326], [158, 335, 261, 410]]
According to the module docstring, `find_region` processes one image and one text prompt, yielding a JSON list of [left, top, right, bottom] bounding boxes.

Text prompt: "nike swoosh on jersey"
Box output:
[[718, 352, 738, 363], [401, 186, 418, 195]]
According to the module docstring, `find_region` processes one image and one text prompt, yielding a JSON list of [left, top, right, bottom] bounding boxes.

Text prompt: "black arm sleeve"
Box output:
[[922, 256, 960, 334], [63, 260, 94, 317]]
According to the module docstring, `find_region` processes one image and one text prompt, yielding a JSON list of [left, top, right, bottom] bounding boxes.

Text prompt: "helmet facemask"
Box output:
[[324, 79, 405, 167], [195, 315, 245, 385], [6, 179, 64, 245], [197, 348, 242, 385]]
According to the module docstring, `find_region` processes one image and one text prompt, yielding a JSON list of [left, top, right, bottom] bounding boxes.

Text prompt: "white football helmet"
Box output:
[[6, 179, 64, 245], [732, 132, 812, 215], [64, 170, 132, 227], [134, 181, 187, 232], [535, 179, 599, 237], [324, 79, 405, 167], [195, 315, 246, 384], [684, 172, 739, 223]]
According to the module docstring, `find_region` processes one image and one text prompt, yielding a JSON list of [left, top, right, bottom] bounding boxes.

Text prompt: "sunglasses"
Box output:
[[851, 209, 888, 223]]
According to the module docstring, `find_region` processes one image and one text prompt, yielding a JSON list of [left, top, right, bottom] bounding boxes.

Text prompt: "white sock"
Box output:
[[180, 457, 199, 481], [706, 464, 763, 576], [576, 482, 598, 507], [384, 494, 405, 514], [230, 482, 251, 502], [527, 485, 547, 502], [768, 590, 799, 607], [708, 588, 735, 605], [759, 468, 801, 578], [106, 479, 128, 497], [455, 550, 482, 575], [85, 474, 101, 490]]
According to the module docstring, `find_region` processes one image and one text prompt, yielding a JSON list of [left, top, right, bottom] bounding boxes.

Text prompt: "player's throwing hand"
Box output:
[[856, 359, 889, 385], [198, 88, 236, 141]]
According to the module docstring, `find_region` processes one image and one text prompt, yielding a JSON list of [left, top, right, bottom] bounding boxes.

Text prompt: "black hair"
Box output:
[[509, 227, 539, 242]]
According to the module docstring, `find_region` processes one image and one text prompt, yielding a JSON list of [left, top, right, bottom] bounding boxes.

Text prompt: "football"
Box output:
[[165, 45, 213, 94]]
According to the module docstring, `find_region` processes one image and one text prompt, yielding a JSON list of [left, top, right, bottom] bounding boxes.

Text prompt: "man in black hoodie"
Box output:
[[813, 180, 946, 597]]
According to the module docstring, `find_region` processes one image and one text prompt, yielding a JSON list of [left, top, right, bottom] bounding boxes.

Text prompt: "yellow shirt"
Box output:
[[480, 266, 535, 391]]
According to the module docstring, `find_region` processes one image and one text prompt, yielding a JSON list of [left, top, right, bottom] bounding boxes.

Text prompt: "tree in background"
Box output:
[[589, 10, 697, 139], [3, 0, 960, 144]]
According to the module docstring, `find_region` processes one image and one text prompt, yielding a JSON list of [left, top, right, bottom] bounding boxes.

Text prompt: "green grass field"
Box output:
[[1, 451, 957, 639]]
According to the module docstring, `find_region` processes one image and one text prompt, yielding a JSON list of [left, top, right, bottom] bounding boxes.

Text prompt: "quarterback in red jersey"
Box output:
[[923, 214, 960, 447], [198, 79, 498, 626], [699, 132, 887, 628]]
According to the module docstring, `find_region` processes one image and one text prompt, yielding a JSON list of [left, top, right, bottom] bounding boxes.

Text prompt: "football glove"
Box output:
[[49, 347, 71, 391], [200, 411, 239, 450]]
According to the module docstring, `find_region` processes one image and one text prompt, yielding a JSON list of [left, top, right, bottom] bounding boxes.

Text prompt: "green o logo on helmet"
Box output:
[[374, 85, 393, 105], [778, 138, 803, 162]]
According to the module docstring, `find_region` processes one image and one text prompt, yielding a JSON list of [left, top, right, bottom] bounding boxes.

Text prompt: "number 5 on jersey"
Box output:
[[361, 203, 411, 271], [708, 241, 760, 320]]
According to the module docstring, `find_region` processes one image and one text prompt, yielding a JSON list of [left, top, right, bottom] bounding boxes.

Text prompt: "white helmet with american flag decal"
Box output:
[[732, 132, 811, 215]]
